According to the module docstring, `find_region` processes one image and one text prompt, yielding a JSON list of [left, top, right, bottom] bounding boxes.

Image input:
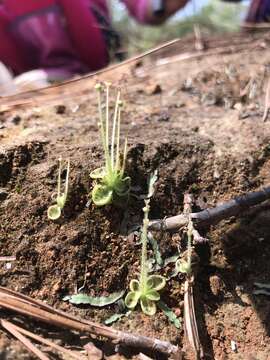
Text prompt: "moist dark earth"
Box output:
[[1, 32, 270, 359]]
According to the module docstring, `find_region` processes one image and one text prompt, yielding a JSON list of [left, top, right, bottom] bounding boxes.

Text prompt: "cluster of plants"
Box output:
[[47, 83, 193, 323]]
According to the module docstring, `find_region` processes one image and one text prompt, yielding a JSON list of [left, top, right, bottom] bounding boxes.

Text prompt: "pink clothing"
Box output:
[[0, 0, 149, 79]]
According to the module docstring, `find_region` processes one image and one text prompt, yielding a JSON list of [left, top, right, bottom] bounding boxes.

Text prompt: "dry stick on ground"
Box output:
[[1, 319, 50, 360], [0, 287, 181, 359], [0, 256, 16, 262], [1, 320, 86, 360], [155, 41, 263, 67], [149, 186, 270, 232], [182, 194, 204, 360], [263, 77, 270, 122]]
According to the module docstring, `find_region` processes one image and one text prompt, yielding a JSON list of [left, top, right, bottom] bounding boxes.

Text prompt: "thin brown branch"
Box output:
[[182, 194, 204, 359], [1, 319, 50, 360], [0, 38, 180, 111], [155, 41, 262, 67], [263, 78, 270, 122], [0, 287, 181, 358], [0, 256, 16, 262], [149, 187, 270, 232], [7, 322, 86, 360], [184, 279, 204, 360]]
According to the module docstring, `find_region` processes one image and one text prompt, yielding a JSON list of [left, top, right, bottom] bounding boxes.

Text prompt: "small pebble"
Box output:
[[231, 340, 238, 353]]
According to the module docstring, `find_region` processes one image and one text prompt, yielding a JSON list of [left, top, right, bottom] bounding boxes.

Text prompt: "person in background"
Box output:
[[0, 0, 189, 92], [222, 0, 270, 23], [0, 0, 269, 93]]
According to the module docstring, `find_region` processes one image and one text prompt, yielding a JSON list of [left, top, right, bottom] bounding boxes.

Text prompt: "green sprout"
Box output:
[[125, 172, 166, 316], [90, 83, 130, 206], [47, 157, 70, 220]]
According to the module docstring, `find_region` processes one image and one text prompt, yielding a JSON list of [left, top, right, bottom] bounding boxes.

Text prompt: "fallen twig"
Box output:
[[1, 319, 50, 360], [0, 287, 181, 358], [263, 78, 270, 122], [155, 41, 262, 67], [2, 320, 85, 360], [184, 278, 203, 360], [149, 187, 270, 232], [0, 38, 180, 111], [182, 194, 204, 359], [193, 25, 205, 51], [0, 256, 16, 262]]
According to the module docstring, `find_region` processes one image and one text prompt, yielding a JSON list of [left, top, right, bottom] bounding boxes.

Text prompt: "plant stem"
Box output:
[[111, 92, 120, 170], [57, 157, 62, 197], [64, 159, 70, 202], [115, 106, 121, 170], [140, 198, 150, 293], [97, 88, 111, 175], [121, 138, 128, 176], [105, 83, 110, 150]]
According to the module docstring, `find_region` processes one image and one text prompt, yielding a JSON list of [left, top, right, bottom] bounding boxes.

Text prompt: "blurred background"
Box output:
[[111, 0, 251, 54]]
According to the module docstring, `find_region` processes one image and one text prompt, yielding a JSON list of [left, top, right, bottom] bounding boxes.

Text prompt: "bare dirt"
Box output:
[[1, 31, 270, 359]]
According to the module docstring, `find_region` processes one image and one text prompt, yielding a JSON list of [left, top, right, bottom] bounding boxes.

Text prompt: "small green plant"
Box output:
[[125, 172, 166, 316], [47, 157, 70, 220], [90, 83, 130, 206]]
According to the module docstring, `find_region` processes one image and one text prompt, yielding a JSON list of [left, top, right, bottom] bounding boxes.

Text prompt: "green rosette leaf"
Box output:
[[90, 167, 106, 179], [140, 297, 156, 316], [114, 176, 131, 197], [125, 291, 140, 309], [92, 184, 113, 206], [47, 205, 61, 220], [146, 275, 166, 291], [176, 259, 191, 274], [129, 279, 140, 292], [145, 290, 160, 301]]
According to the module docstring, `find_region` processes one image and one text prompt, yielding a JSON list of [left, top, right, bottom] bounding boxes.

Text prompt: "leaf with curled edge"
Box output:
[[63, 290, 125, 307]]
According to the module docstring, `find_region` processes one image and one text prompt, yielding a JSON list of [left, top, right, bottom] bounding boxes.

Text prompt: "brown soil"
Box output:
[[1, 32, 270, 360]]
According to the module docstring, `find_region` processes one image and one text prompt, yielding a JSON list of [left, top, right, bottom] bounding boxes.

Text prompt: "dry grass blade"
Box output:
[[0, 287, 180, 358], [0, 256, 16, 261], [7, 322, 86, 360], [1, 319, 50, 360], [155, 41, 261, 67], [184, 279, 203, 360], [182, 194, 204, 359], [0, 38, 180, 111], [263, 77, 270, 122]]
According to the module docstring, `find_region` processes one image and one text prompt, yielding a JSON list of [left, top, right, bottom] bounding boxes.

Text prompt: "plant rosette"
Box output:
[[90, 83, 130, 206], [90, 167, 130, 206], [125, 274, 166, 316]]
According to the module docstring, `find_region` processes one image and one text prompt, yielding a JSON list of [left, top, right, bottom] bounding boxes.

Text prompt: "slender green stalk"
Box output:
[[121, 138, 128, 176], [105, 83, 110, 150], [64, 159, 70, 199], [48, 158, 70, 220], [96, 85, 111, 175], [125, 172, 166, 316], [115, 105, 122, 170], [140, 199, 150, 292], [111, 92, 120, 169], [57, 157, 62, 198]]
